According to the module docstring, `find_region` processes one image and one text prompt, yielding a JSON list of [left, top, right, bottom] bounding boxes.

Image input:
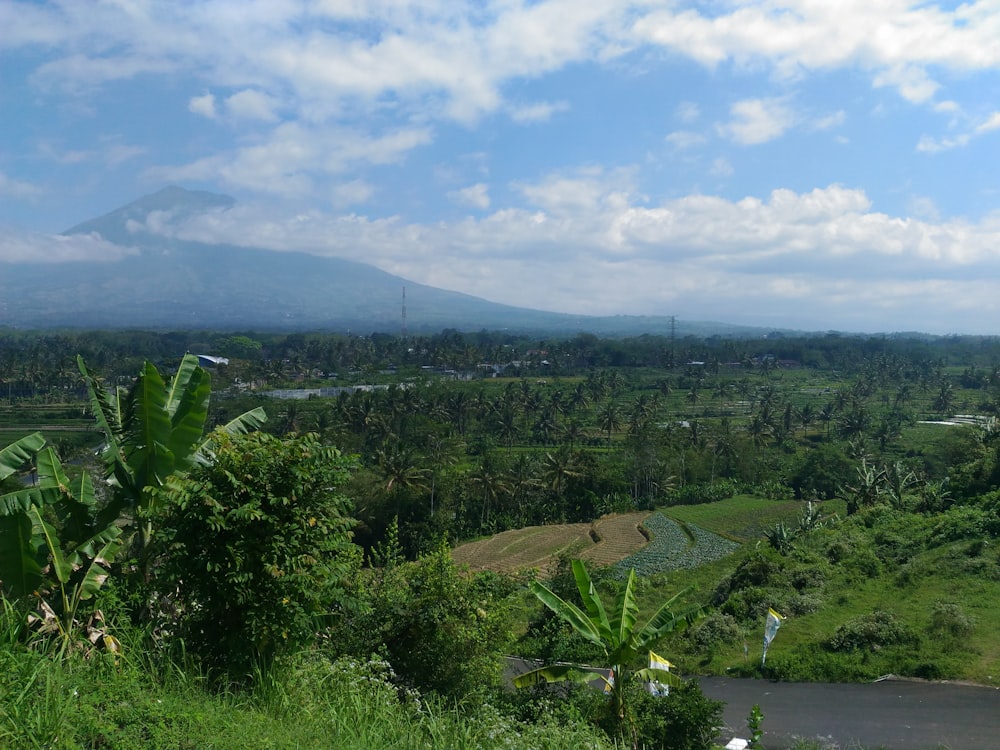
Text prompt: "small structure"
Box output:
[[195, 355, 229, 367]]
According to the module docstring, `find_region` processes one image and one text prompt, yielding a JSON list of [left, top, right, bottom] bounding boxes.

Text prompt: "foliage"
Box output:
[[790, 444, 853, 500], [341, 540, 518, 702], [626, 679, 724, 750], [0, 434, 122, 652], [514, 559, 701, 745], [685, 612, 743, 654], [78, 354, 267, 557], [927, 600, 976, 643], [826, 610, 919, 653], [153, 430, 361, 677], [746, 704, 765, 749]]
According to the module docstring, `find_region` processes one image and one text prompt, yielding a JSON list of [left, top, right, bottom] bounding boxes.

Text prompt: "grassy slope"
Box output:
[[503, 496, 1000, 687]]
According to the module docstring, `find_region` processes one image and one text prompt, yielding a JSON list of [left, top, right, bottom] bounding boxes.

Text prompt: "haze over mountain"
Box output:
[[1, 187, 758, 336]]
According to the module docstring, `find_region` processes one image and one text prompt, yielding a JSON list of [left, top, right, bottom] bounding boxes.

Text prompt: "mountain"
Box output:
[[0, 187, 770, 336]]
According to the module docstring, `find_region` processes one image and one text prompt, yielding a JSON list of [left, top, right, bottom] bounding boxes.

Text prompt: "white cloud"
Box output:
[[331, 179, 375, 208], [709, 158, 733, 177], [509, 100, 569, 123], [0, 227, 136, 263], [188, 93, 217, 119], [676, 101, 700, 123], [975, 112, 1000, 133], [449, 183, 490, 209], [718, 98, 797, 145], [144, 179, 1000, 332], [148, 122, 433, 196], [810, 110, 845, 131], [665, 130, 707, 150], [225, 89, 280, 122], [0, 172, 41, 199], [633, 1, 1000, 106], [917, 110, 1000, 152]]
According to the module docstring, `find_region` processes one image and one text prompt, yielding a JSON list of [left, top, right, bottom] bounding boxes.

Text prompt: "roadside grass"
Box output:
[[0, 635, 612, 750]]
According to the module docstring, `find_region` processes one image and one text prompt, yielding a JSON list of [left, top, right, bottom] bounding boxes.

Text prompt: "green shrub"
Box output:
[[927, 601, 976, 642], [153, 431, 363, 679], [686, 612, 743, 652], [340, 542, 518, 701], [826, 610, 918, 652], [629, 679, 724, 750]]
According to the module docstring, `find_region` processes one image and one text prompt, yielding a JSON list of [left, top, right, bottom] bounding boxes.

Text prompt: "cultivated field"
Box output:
[[452, 511, 651, 577]]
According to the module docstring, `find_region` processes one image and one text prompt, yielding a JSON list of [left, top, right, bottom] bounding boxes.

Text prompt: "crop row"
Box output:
[[612, 512, 741, 578]]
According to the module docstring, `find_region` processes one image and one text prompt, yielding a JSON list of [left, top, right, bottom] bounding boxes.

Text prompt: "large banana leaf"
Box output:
[[632, 588, 700, 652], [512, 663, 606, 689], [0, 448, 75, 517], [0, 432, 46, 482], [195, 407, 268, 464], [633, 667, 683, 689], [611, 568, 639, 650], [54, 471, 98, 546], [70, 526, 123, 602], [0, 511, 43, 598], [529, 579, 607, 651], [27, 506, 71, 586], [164, 361, 211, 470], [572, 558, 612, 643], [124, 362, 175, 493], [164, 354, 203, 418]]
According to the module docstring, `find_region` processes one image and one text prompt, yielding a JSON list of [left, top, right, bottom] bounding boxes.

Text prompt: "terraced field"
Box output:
[[452, 511, 650, 577], [578, 513, 650, 567]]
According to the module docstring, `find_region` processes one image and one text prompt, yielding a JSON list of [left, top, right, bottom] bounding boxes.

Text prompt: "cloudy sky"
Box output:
[[4, 1, 1000, 334]]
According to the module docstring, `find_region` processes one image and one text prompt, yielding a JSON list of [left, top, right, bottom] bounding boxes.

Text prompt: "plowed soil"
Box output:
[[452, 511, 651, 577]]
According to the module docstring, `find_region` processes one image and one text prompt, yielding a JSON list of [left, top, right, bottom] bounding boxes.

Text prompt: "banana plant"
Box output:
[[0, 434, 122, 651], [514, 559, 701, 744], [77, 354, 267, 553]]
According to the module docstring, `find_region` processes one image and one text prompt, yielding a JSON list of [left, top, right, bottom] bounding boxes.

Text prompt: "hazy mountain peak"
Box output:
[[63, 186, 235, 244]]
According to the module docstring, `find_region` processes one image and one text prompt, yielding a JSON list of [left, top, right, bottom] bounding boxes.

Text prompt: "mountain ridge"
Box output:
[[0, 187, 780, 336]]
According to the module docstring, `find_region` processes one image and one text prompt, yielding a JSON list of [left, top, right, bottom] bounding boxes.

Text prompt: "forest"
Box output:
[[2, 326, 1000, 748]]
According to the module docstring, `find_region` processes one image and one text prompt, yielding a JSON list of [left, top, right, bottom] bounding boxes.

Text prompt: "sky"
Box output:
[[3, 0, 1000, 335]]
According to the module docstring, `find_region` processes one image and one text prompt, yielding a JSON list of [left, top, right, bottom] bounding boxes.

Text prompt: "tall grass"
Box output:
[[0, 602, 612, 750]]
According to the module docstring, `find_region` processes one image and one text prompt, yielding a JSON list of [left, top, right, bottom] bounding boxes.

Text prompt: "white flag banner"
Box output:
[[761, 607, 785, 666], [648, 650, 673, 696]]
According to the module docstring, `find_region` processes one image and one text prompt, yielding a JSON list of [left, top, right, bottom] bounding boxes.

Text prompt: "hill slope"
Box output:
[[1, 187, 775, 335]]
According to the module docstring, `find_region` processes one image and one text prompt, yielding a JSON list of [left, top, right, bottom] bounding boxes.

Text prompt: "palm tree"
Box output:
[[376, 445, 430, 513], [541, 446, 582, 507], [597, 402, 623, 447], [469, 453, 510, 530]]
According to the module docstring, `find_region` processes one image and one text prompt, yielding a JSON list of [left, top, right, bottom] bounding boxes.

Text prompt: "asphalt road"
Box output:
[[698, 675, 1000, 749]]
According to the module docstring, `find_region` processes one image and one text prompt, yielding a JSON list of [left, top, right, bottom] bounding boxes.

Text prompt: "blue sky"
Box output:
[[3, 1, 1000, 334]]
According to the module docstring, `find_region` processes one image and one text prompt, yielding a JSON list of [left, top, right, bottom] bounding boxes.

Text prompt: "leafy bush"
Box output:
[[927, 601, 976, 642], [341, 541, 518, 701], [826, 610, 918, 652], [931, 506, 990, 544], [686, 612, 743, 653], [628, 679, 724, 750], [153, 431, 362, 678]]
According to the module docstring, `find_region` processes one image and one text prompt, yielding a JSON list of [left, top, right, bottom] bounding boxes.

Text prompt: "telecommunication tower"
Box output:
[[401, 286, 407, 337]]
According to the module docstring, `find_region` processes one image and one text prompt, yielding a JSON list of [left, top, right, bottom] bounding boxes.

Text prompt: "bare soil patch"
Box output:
[[452, 511, 651, 577]]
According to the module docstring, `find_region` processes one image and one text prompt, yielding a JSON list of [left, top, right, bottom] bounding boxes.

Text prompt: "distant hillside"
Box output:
[[0, 186, 777, 336]]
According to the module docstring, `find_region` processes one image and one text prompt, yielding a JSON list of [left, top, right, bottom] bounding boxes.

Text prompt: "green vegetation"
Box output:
[[5, 327, 1000, 746], [514, 559, 705, 748]]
